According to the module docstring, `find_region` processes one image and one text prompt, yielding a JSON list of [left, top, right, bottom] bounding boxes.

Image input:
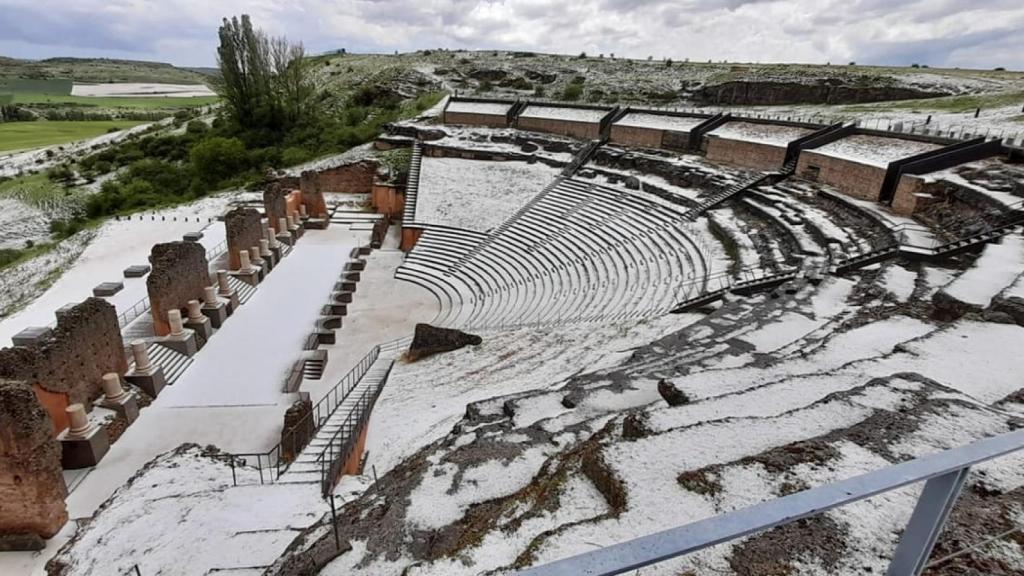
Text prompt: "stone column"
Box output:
[[125, 339, 167, 398], [260, 238, 276, 269], [201, 285, 228, 328], [216, 270, 239, 313], [184, 299, 213, 342], [299, 204, 308, 218], [277, 217, 294, 247], [168, 309, 185, 336], [238, 250, 252, 273], [100, 373, 139, 423], [66, 404, 93, 438], [249, 246, 266, 280]]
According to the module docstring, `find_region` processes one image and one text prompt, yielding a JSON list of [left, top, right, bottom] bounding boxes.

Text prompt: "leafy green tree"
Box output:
[[190, 137, 249, 186]]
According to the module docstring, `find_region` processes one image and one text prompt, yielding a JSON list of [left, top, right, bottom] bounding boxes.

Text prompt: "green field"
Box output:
[[0, 120, 145, 152], [9, 92, 219, 110]]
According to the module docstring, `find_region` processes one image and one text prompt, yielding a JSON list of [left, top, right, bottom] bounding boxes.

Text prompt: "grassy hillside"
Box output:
[[0, 56, 215, 84], [0, 120, 145, 152], [310, 50, 1024, 108]]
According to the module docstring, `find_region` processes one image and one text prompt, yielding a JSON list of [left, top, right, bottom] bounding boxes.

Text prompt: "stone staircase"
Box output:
[[278, 355, 397, 485], [227, 275, 257, 304], [671, 269, 799, 314], [143, 341, 193, 385], [685, 173, 774, 220], [401, 142, 424, 224]]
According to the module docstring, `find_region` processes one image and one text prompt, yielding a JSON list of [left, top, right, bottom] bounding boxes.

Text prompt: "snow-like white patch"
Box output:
[[71, 82, 215, 98], [364, 314, 696, 477], [519, 105, 609, 123], [51, 445, 326, 576], [942, 234, 1024, 307], [445, 100, 512, 116], [813, 134, 942, 168], [161, 227, 358, 407], [0, 194, 238, 343], [614, 112, 705, 132], [881, 264, 918, 303], [414, 157, 559, 231], [708, 121, 811, 146], [406, 445, 551, 529]]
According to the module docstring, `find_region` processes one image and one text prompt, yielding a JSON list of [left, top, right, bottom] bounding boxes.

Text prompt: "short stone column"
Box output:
[[184, 299, 213, 343], [216, 270, 240, 314], [299, 204, 309, 219], [161, 309, 198, 357], [231, 251, 261, 288], [249, 246, 266, 280], [265, 222, 283, 261], [277, 217, 295, 246], [287, 213, 304, 240], [58, 404, 110, 469], [200, 285, 228, 328], [124, 339, 167, 397], [259, 238, 276, 269], [99, 372, 139, 424]]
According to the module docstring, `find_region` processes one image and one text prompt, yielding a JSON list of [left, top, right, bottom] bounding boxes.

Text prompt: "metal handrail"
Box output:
[[217, 335, 411, 487], [316, 359, 395, 496], [117, 296, 152, 329], [205, 240, 228, 262], [517, 428, 1024, 576]]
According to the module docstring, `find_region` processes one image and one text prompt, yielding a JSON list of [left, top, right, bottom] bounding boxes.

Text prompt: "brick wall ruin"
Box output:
[[0, 299, 126, 433], [0, 380, 68, 544], [224, 207, 264, 270], [796, 151, 887, 202], [147, 242, 210, 337], [608, 125, 667, 149], [264, 183, 289, 234], [705, 137, 787, 171], [299, 171, 329, 218], [372, 182, 404, 217], [443, 111, 508, 127], [517, 117, 600, 140], [315, 161, 379, 194], [892, 174, 940, 216]]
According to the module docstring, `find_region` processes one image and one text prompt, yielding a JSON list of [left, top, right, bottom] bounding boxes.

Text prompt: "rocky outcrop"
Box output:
[[689, 80, 949, 106], [406, 324, 482, 362], [931, 289, 980, 321], [989, 295, 1024, 326], [657, 379, 691, 406], [0, 380, 68, 548]]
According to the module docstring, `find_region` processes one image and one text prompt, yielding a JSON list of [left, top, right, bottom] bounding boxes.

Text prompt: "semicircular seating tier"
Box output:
[[396, 177, 711, 329]]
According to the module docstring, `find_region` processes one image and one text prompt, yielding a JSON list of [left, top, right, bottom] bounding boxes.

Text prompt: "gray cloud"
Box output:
[[0, 0, 1019, 70]]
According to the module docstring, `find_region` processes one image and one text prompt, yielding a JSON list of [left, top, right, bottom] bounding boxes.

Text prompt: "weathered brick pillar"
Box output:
[[0, 380, 68, 549], [147, 242, 210, 337], [299, 171, 328, 218], [263, 182, 290, 234], [224, 207, 264, 270]]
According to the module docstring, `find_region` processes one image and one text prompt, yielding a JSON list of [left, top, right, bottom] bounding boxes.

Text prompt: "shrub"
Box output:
[[186, 120, 209, 135], [281, 147, 311, 167], [562, 83, 584, 101], [190, 137, 249, 186]]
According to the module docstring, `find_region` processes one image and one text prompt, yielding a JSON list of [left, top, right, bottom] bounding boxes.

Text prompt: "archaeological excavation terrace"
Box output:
[[2, 94, 1024, 576]]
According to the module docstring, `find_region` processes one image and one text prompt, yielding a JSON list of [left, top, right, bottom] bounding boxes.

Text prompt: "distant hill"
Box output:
[[0, 56, 216, 85]]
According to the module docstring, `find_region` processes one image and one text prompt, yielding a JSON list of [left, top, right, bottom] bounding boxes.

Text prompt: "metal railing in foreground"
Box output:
[[517, 428, 1024, 576]]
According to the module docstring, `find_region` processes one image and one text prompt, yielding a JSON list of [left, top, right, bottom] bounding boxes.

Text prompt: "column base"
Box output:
[[60, 427, 110, 469], [160, 330, 198, 357], [201, 302, 228, 328], [125, 367, 167, 397], [230, 269, 261, 288], [100, 393, 140, 424], [185, 316, 213, 344]]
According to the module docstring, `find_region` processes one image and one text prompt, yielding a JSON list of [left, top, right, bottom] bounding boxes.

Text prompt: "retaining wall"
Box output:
[[797, 151, 888, 202], [443, 111, 508, 127], [517, 117, 601, 140], [706, 136, 788, 171]]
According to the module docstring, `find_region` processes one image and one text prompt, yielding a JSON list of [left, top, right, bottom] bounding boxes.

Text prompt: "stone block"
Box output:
[[123, 264, 151, 278], [92, 282, 124, 297], [229, 268, 261, 288], [159, 331, 198, 358], [182, 231, 204, 242], [201, 302, 228, 328], [11, 326, 52, 347], [125, 368, 167, 398], [59, 427, 110, 469], [277, 232, 295, 246], [99, 392, 139, 424], [184, 316, 213, 343]]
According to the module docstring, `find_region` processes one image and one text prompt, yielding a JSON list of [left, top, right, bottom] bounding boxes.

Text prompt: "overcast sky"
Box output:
[[0, 0, 1021, 70]]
